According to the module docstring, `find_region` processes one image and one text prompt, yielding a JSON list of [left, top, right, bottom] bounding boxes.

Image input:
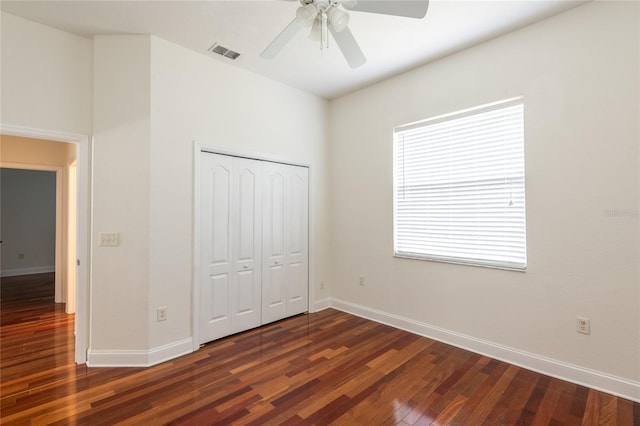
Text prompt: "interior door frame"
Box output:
[[1, 124, 91, 364], [192, 142, 313, 351]]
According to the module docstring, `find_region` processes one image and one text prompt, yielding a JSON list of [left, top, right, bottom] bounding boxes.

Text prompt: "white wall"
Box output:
[[0, 13, 93, 135], [91, 35, 151, 351], [0, 168, 56, 274], [329, 0, 639, 390], [148, 37, 330, 348], [89, 34, 330, 356]]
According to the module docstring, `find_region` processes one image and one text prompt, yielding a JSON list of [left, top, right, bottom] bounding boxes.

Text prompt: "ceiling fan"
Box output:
[[261, 0, 430, 69]]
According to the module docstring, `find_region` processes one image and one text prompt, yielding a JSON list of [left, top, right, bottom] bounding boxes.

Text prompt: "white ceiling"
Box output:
[[1, 0, 587, 99]]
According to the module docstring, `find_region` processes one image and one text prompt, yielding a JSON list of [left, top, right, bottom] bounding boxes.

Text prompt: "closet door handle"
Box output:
[[243, 265, 248, 269]]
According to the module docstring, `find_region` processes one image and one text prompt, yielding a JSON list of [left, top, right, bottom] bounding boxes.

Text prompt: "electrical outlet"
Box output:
[[320, 281, 325, 290], [359, 276, 365, 286], [576, 317, 590, 335], [157, 307, 168, 322]]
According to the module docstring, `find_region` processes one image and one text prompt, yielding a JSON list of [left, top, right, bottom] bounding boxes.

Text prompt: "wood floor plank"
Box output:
[[480, 367, 539, 425], [341, 359, 439, 425], [531, 378, 574, 426], [451, 363, 519, 425], [617, 397, 636, 426], [2, 273, 638, 425], [548, 381, 580, 425]]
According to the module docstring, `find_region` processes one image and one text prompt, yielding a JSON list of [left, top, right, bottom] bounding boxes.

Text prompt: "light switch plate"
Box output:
[[99, 232, 120, 246]]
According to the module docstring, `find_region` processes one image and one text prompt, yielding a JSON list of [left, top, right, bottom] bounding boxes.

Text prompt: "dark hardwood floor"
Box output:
[[1, 273, 638, 425]]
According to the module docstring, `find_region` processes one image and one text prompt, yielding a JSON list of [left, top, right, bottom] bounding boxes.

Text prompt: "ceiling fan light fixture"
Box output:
[[327, 6, 349, 32], [340, 0, 357, 10], [296, 4, 318, 27]]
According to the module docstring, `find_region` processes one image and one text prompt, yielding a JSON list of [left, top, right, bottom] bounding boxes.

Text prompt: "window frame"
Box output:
[[392, 97, 527, 271]]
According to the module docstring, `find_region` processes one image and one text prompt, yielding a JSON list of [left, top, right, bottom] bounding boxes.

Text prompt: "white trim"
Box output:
[[87, 338, 193, 367], [0, 123, 91, 365], [306, 167, 315, 314], [1, 125, 85, 144], [1, 266, 55, 277], [314, 297, 331, 311], [55, 166, 64, 303], [192, 143, 202, 351], [86, 349, 149, 367], [394, 96, 524, 133], [330, 298, 640, 403], [198, 145, 310, 169], [148, 338, 194, 366]]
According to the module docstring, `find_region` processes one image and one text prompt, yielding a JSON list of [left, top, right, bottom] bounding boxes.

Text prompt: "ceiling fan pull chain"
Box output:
[[326, 15, 330, 50]]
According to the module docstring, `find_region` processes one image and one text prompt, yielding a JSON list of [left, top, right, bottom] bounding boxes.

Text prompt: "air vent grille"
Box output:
[[208, 43, 241, 60]]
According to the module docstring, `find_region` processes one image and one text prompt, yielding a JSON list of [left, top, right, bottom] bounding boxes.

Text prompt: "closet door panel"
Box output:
[[263, 163, 309, 323], [209, 274, 229, 322], [266, 171, 285, 259], [232, 269, 259, 332], [237, 166, 259, 263], [231, 158, 262, 333], [285, 166, 309, 316], [289, 174, 304, 256], [286, 262, 304, 303], [200, 154, 233, 343], [262, 165, 287, 323], [209, 163, 231, 269]]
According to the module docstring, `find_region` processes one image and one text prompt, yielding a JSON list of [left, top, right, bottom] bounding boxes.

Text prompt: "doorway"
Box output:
[[1, 164, 73, 310], [0, 126, 89, 364]]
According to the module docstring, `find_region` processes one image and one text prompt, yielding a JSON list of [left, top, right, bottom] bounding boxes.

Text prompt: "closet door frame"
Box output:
[[192, 143, 313, 351]]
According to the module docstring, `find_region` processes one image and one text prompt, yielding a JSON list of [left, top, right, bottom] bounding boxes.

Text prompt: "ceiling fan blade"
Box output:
[[342, 0, 429, 18], [261, 18, 303, 59], [329, 26, 366, 69]]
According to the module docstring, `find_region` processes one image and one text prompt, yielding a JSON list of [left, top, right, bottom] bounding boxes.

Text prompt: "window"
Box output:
[[393, 98, 526, 270]]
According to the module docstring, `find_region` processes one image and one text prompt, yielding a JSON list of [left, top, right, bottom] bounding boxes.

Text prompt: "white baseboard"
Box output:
[[1, 266, 55, 278], [86, 348, 149, 367], [330, 298, 640, 403], [87, 338, 193, 367], [314, 297, 331, 311]]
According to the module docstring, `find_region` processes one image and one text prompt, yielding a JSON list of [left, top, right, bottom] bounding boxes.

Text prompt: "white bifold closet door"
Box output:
[[200, 154, 263, 343], [262, 161, 309, 325], [199, 152, 308, 345]]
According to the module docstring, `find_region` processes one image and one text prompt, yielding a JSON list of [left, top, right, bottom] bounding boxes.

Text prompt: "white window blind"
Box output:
[[393, 98, 526, 270]]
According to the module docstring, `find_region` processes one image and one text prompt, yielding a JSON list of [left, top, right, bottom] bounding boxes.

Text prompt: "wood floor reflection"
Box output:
[[1, 273, 638, 425]]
